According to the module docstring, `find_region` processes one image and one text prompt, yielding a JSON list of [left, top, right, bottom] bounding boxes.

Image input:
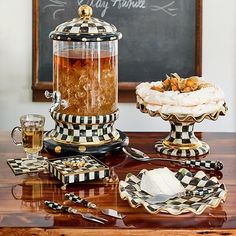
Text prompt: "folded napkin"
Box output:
[[140, 167, 185, 196]]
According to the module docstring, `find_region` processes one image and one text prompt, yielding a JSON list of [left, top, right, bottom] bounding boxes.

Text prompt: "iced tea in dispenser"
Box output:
[[44, 5, 127, 155], [53, 41, 118, 116]]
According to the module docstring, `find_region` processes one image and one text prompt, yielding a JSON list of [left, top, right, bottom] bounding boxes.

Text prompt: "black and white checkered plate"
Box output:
[[119, 168, 227, 215], [7, 157, 48, 175]]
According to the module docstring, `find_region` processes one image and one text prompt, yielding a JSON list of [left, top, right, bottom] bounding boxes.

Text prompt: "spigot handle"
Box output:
[[61, 100, 69, 109], [45, 90, 53, 99], [44, 91, 62, 113]]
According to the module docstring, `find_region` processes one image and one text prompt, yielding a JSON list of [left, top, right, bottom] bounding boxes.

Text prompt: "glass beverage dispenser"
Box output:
[[44, 5, 128, 156]]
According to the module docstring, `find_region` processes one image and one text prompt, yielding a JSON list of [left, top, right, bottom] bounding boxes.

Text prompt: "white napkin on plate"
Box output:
[[140, 167, 185, 197]]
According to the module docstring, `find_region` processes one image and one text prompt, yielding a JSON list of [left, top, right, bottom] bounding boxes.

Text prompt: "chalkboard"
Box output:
[[32, 0, 202, 102]]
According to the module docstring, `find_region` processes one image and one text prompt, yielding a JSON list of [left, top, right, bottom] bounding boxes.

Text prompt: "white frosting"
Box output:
[[136, 79, 225, 117]]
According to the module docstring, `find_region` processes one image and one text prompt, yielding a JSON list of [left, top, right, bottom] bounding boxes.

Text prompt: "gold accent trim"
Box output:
[[163, 140, 202, 150], [49, 132, 120, 146], [49, 157, 109, 177], [137, 101, 227, 123], [78, 146, 86, 152], [78, 5, 93, 19], [58, 166, 108, 177], [54, 146, 62, 154]]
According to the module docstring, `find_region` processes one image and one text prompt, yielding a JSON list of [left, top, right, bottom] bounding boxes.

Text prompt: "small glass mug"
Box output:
[[11, 114, 45, 167]]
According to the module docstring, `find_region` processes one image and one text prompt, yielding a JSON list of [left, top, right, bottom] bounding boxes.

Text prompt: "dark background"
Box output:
[[38, 0, 196, 83]]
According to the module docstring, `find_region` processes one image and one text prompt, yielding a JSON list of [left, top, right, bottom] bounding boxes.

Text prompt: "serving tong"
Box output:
[[123, 147, 223, 171], [65, 192, 125, 219], [44, 201, 108, 224]]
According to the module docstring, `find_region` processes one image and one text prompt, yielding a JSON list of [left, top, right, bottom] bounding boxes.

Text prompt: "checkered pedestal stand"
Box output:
[[155, 121, 209, 157], [44, 109, 129, 156]]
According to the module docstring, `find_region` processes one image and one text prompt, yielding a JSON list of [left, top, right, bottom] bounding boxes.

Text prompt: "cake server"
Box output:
[[146, 187, 215, 204], [44, 201, 107, 224], [123, 146, 223, 171], [65, 192, 125, 219]]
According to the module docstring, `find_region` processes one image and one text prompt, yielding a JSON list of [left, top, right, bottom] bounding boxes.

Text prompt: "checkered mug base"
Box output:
[[155, 122, 210, 157]]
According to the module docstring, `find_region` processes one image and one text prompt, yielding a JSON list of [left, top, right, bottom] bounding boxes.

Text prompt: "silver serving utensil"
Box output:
[[65, 192, 125, 219], [44, 201, 107, 224], [146, 187, 215, 204], [123, 146, 223, 171]]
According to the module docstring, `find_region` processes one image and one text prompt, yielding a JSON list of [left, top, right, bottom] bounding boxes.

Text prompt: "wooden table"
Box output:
[[0, 131, 236, 235]]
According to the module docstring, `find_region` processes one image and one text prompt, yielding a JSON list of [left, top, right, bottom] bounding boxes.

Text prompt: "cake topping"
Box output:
[[151, 73, 206, 93], [136, 73, 225, 117]]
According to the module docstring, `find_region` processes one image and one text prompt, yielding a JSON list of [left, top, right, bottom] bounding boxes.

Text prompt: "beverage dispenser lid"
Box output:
[[49, 5, 122, 42]]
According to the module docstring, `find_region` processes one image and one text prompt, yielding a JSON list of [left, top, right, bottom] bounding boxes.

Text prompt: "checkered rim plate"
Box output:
[[119, 168, 227, 215]]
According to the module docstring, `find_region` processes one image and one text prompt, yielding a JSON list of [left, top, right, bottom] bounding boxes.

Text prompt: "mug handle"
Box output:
[[11, 126, 22, 146]]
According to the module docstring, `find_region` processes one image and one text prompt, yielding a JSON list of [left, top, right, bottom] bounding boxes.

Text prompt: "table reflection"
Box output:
[[122, 207, 227, 229], [11, 174, 44, 212]]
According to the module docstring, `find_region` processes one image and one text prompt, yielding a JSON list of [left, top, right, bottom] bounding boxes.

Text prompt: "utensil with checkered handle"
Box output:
[[123, 147, 223, 171], [65, 193, 96, 208], [65, 192, 125, 219], [186, 187, 215, 197], [45, 200, 70, 212], [184, 160, 223, 171], [147, 187, 216, 204], [44, 200, 107, 224]]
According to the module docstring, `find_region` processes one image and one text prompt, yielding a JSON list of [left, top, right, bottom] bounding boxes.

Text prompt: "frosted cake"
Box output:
[[136, 73, 225, 117]]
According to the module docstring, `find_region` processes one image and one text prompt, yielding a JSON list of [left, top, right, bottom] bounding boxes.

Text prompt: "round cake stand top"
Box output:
[[137, 102, 228, 123]]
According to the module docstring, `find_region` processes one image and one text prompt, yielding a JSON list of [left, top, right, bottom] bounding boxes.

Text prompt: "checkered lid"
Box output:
[[49, 5, 122, 42]]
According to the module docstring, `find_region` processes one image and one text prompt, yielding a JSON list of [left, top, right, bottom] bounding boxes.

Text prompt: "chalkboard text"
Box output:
[[77, 0, 146, 17], [44, 0, 178, 19]]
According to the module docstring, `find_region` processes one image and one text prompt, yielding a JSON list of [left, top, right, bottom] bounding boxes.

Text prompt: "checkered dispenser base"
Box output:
[[44, 110, 129, 156], [155, 122, 209, 157]]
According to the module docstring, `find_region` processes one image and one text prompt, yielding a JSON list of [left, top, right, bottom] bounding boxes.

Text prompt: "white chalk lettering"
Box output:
[[151, 1, 178, 17], [111, 0, 146, 9], [45, 0, 178, 19]]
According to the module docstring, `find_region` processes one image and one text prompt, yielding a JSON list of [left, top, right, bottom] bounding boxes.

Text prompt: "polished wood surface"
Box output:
[[0, 131, 236, 235]]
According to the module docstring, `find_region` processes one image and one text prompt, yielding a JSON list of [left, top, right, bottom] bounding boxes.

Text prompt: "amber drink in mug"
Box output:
[[11, 114, 45, 167]]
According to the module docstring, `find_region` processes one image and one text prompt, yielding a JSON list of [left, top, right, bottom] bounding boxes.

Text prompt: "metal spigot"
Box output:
[[45, 91, 68, 113]]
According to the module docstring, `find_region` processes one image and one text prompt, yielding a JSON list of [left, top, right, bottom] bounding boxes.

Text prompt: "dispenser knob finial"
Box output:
[[78, 5, 93, 19]]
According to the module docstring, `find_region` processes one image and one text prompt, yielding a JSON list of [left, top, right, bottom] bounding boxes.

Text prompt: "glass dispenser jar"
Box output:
[[44, 5, 126, 155], [53, 40, 118, 116], [48, 5, 121, 116]]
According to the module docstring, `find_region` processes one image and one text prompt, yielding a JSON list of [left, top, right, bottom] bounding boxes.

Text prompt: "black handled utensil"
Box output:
[[44, 201, 107, 224], [123, 146, 223, 171], [146, 187, 215, 204], [65, 192, 125, 219]]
